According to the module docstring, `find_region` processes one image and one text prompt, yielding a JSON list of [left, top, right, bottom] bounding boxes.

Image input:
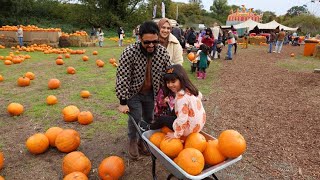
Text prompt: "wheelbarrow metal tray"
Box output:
[[142, 130, 242, 180]]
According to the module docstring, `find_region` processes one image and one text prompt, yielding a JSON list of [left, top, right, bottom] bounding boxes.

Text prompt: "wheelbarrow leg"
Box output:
[[152, 154, 157, 180], [211, 173, 219, 180]]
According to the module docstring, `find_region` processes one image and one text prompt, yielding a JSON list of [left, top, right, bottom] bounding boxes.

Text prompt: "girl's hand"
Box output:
[[165, 132, 176, 140], [164, 97, 170, 103]]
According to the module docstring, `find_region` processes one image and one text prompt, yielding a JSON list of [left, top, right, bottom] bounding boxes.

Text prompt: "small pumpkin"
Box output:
[[184, 133, 207, 153], [82, 56, 89, 61], [65, 54, 71, 58], [48, 78, 61, 89], [92, 51, 98, 55], [80, 90, 90, 98], [108, 58, 116, 64], [4, 60, 12, 65], [218, 129, 246, 158], [290, 53, 295, 57], [26, 133, 50, 154], [78, 111, 93, 125], [160, 138, 183, 159], [25, 72, 35, 80], [0, 152, 4, 170], [46, 95, 58, 105], [55, 129, 81, 153], [7, 102, 24, 116], [0, 75, 3, 82], [174, 148, 204, 175], [187, 52, 195, 61], [96, 59, 105, 67], [45, 127, 63, 147], [57, 55, 63, 59], [17, 76, 30, 87], [98, 156, 125, 180], [63, 172, 88, 180], [62, 105, 80, 122], [62, 151, 91, 176], [149, 132, 165, 148], [56, 58, 64, 65], [67, 67, 76, 74]]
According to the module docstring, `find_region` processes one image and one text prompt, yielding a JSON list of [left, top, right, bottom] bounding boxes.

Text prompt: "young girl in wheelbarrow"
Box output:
[[149, 64, 206, 140]]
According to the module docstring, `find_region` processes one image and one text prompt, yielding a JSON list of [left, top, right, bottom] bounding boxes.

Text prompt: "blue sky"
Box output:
[[172, 0, 320, 16]]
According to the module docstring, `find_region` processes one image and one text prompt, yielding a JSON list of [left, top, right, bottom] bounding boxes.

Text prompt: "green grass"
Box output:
[[276, 55, 320, 72]]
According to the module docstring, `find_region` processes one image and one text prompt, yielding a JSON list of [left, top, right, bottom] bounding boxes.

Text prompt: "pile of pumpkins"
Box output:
[[149, 127, 246, 176]]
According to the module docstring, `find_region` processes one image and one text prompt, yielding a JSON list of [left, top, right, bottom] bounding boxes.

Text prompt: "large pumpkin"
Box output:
[[7, 102, 24, 116], [62, 151, 91, 176], [98, 156, 125, 180], [25, 72, 35, 80], [55, 129, 81, 153], [17, 76, 30, 87], [0, 152, 4, 170], [174, 148, 204, 175], [63, 171, 88, 180], [160, 138, 183, 158], [26, 133, 50, 154], [184, 133, 207, 152], [48, 78, 60, 89], [218, 130, 246, 158], [62, 105, 80, 122], [203, 139, 226, 165], [46, 95, 58, 105], [149, 132, 165, 148], [45, 127, 64, 147], [77, 111, 93, 125]]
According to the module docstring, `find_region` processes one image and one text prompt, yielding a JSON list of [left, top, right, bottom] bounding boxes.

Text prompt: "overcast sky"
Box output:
[[172, 0, 320, 16]]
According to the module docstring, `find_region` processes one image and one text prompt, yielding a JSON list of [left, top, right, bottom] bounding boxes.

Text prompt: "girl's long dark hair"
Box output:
[[163, 64, 199, 97]]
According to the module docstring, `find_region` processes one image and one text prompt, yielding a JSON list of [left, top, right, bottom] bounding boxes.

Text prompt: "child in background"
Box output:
[[150, 64, 206, 140], [97, 28, 104, 47], [195, 44, 210, 79]]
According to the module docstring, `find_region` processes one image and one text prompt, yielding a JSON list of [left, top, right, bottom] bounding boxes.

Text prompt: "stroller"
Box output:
[[291, 37, 300, 46]]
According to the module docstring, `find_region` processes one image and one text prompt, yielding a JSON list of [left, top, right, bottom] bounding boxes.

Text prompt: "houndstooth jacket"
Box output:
[[116, 42, 171, 105]]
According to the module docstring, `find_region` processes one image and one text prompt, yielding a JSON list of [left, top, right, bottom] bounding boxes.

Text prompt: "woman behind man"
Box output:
[[157, 18, 184, 65]]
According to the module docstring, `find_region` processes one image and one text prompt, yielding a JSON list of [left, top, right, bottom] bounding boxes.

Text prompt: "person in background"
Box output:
[[16, 25, 23, 47], [116, 21, 171, 160], [118, 26, 125, 46], [195, 44, 210, 79], [171, 23, 182, 44], [186, 27, 197, 46], [226, 30, 235, 60], [268, 30, 276, 53], [90, 27, 96, 41], [201, 28, 214, 61], [242, 30, 249, 49], [157, 18, 183, 65], [231, 27, 238, 54], [274, 28, 286, 53], [211, 22, 222, 59], [97, 28, 104, 47], [134, 25, 140, 42]]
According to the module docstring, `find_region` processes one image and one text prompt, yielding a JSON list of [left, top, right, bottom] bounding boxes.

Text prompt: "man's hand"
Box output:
[[118, 105, 129, 113]]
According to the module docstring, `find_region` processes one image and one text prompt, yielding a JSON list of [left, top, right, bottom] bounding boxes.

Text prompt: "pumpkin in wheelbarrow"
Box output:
[[160, 138, 183, 158], [218, 129, 246, 158], [174, 148, 205, 175], [149, 132, 165, 148], [184, 132, 207, 153], [203, 139, 226, 165]]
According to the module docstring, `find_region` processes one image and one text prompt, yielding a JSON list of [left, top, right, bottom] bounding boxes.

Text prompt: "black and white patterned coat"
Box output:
[[116, 42, 171, 104]]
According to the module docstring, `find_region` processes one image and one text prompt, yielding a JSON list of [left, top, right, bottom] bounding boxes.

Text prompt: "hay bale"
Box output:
[[81, 42, 96, 47], [31, 38, 50, 45], [49, 42, 59, 48], [59, 37, 71, 47]]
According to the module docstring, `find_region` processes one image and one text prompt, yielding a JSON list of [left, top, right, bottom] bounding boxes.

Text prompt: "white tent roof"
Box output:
[[233, 19, 262, 31], [257, 20, 298, 31]]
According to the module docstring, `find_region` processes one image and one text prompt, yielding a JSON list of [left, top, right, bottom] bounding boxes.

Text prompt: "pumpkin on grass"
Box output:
[[82, 56, 89, 61], [0, 75, 3, 82], [63, 172, 88, 180], [7, 102, 24, 116], [17, 76, 30, 87], [218, 129, 246, 158], [149, 132, 165, 148], [62, 151, 91, 176], [46, 95, 58, 105], [203, 139, 226, 165], [25, 72, 35, 80], [98, 156, 125, 180], [174, 148, 205, 175], [56, 58, 64, 65], [184, 133, 207, 152], [77, 111, 93, 125], [108, 58, 116, 64], [62, 105, 80, 122], [45, 127, 63, 147], [80, 91, 90, 98], [0, 152, 4, 170], [67, 67, 76, 74], [160, 138, 183, 159], [48, 78, 60, 89], [96, 59, 105, 67], [26, 133, 49, 154], [55, 129, 81, 153], [92, 51, 98, 55], [65, 54, 71, 58]]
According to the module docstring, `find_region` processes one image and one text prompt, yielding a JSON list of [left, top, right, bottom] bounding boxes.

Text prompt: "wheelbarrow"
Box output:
[[128, 114, 242, 180]]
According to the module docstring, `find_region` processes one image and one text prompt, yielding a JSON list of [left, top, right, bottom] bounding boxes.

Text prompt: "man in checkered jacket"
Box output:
[[116, 21, 171, 160]]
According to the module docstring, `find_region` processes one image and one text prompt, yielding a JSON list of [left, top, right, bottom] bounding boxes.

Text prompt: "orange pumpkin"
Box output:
[[7, 102, 24, 116], [0, 152, 4, 170], [55, 129, 81, 153], [48, 78, 60, 89], [46, 95, 58, 105], [65, 54, 71, 58], [161, 126, 173, 134], [56, 58, 64, 65], [187, 52, 195, 61], [17, 76, 30, 87], [45, 127, 63, 147], [25, 72, 35, 80], [184, 133, 207, 152], [67, 67, 76, 74], [98, 156, 125, 180], [62, 151, 91, 176], [63, 172, 88, 180], [4, 60, 12, 65], [203, 139, 226, 165], [160, 138, 183, 158], [77, 111, 93, 125], [92, 51, 98, 55], [0, 75, 3, 82], [96, 59, 105, 67], [218, 130, 246, 158], [62, 105, 80, 122], [174, 148, 204, 175], [149, 132, 165, 148], [109, 58, 116, 64], [82, 56, 89, 61], [26, 133, 50, 154], [80, 90, 90, 98], [57, 55, 63, 59], [290, 53, 295, 57]]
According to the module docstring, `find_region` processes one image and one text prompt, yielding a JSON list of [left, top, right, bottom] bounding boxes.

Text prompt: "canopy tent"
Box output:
[[257, 20, 299, 31], [233, 19, 263, 31]]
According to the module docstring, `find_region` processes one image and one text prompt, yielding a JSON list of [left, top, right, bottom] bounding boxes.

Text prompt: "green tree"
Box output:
[[209, 0, 229, 23], [286, 5, 309, 16], [261, 11, 277, 23]]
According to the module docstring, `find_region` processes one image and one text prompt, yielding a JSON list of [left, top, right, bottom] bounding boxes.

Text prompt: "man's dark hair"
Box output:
[[139, 21, 159, 36]]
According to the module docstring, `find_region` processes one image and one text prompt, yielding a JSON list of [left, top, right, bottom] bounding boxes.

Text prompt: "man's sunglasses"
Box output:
[[142, 40, 160, 45]]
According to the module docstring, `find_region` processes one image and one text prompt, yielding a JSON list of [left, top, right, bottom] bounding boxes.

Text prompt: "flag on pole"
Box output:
[[161, 2, 165, 18], [152, 5, 157, 19]]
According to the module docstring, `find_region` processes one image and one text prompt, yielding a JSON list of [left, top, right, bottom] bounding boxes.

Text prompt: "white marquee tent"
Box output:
[[233, 19, 298, 32], [233, 19, 262, 31]]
